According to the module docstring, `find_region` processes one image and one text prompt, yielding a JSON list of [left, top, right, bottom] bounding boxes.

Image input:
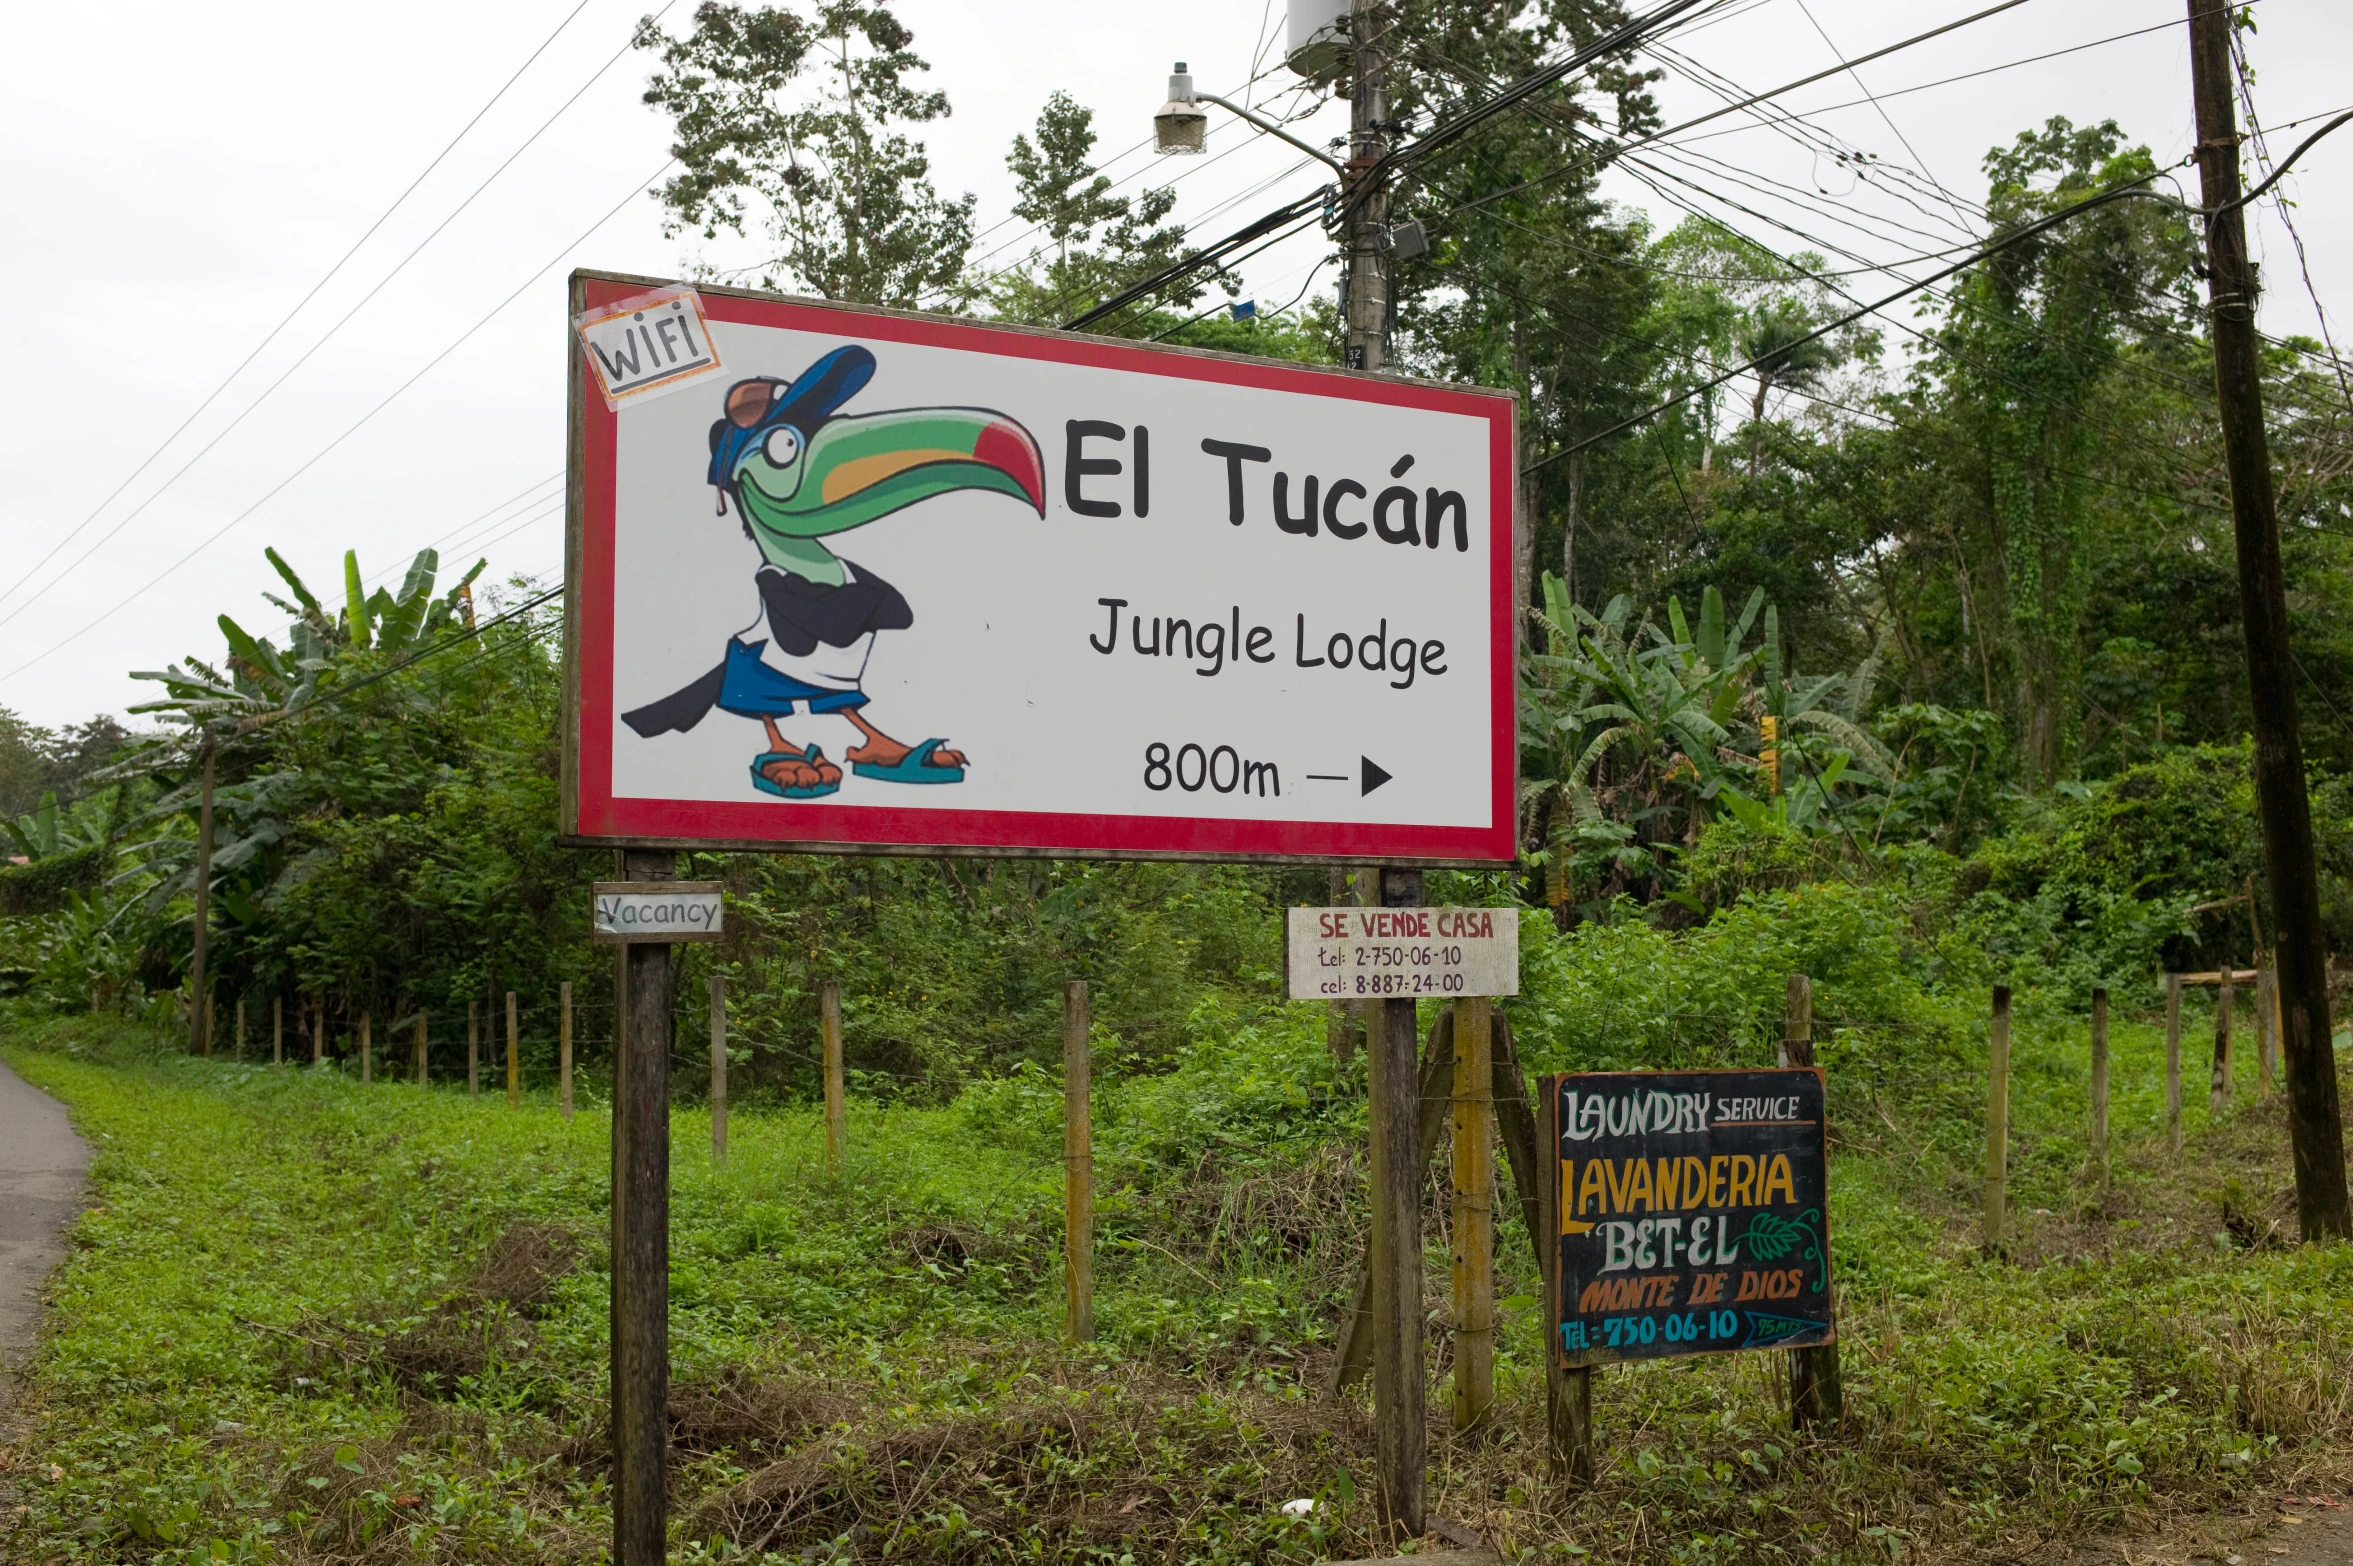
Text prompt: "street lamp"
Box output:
[[1153, 62, 1343, 173]]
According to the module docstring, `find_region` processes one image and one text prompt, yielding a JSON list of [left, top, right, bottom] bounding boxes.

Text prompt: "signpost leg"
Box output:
[[1782, 975, 1843, 1429], [820, 979, 846, 1168], [612, 848, 676, 1566], [559, 982, 574, 1120], [1985, 985, 2011, 1254], [507, 991, 521, 1107], [1535, 1075, 1595, 1482], [1450, 997, 1494, 1431], [1369, 865, 1425, 1537], [2090, 987, 2110, 1176], [1063, 980, 1093, 1344], [709, 974, 727, 1168], [2165, 974, 2184, 1152]]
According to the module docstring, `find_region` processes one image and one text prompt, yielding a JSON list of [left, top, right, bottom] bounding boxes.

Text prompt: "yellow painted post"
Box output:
[[820, 980, 846, 1169], [708, 974, 727, 1169], [1063, 980, 1093, 1343], [506, 991, 520, 1108], [1985, 985, 2011, 1253], [1449, 997, 1494, 1430], [559, 981, 574, 1119]]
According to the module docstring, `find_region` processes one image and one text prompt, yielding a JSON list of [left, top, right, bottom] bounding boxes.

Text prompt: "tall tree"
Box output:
[[640, 2, 975, 306], [993, 91, 1201, 328], [1936, 118, 2197, 785]]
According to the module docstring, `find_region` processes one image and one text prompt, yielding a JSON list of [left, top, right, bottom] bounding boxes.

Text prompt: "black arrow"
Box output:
[[1360, 755, 1392, 796]]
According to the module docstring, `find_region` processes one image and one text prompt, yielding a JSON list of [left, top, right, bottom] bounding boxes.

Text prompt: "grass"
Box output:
[[0, 993, 2346, 1565]]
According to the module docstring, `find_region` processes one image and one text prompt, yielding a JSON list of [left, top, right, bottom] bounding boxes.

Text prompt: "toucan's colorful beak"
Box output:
[[736, 407, 1046, 539]]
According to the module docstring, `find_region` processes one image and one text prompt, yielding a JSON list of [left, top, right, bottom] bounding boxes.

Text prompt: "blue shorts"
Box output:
[[716, 639, 868, 717]]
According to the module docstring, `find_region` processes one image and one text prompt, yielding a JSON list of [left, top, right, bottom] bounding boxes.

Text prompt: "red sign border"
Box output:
[[563, 270, 1518, 865]]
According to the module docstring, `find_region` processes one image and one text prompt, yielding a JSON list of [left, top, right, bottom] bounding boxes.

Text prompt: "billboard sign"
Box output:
[[1545, 1069, 1835, 1367], [563, 271, 1516, 864]]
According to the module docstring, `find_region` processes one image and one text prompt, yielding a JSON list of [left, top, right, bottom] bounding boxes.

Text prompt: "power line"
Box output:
[[0, 157, 674, 686], [0, 0, 599, 620], [0, 2, 676, 634]]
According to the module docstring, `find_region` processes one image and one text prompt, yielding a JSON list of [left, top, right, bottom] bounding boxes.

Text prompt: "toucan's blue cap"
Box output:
[[706, 344, 878, 489]]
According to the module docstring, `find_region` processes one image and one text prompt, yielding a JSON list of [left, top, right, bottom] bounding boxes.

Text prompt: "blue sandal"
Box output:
[[749, 746, 840, 799], [851, 738, 966, 784]]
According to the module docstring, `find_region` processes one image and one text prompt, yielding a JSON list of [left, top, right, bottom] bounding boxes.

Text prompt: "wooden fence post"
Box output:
[[506, 991, 521, 1107], [1536, 1072, 1595, 1482], [273, 995, 282, 1066], [2255, 966, 2277, 1098], [235, 999, 246, 1058], [2089, 987, 2109, 1178], [204, 995, 215, 1058], [2165, 974, 2183, 1152], [468, 1000, 480, 1098], [359, 1013, 372, 1085], [820, 979, 846, 1169], [1450, 996, 1494, 1431], [559, 982, 574, 1120], [311, 998, 322, 1066], [1784, 974, 1843, 1427], [1985, 985, 2011, 1254], [1063, 980, 1093, 1343], [2212, 971, 2235, 1113], [709, 974, 728, 1169], [415, 1010, 428, 1085]]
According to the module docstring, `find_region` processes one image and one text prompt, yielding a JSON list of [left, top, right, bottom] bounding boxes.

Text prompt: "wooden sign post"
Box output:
[[1063, 979, 1093, 1344], [1781, 976, 1842, 1428], [559, 982, 574, 1120], [591, 872, 724, 1566], [1449, 995, 1495, 1430], [2165, 974, 2184, 1152], [820, 980, 846, 1169], [708, 974, 728, 1168]]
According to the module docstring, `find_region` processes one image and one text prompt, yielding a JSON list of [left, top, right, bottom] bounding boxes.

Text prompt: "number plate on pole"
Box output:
[[591, 881, 726, 943], [1284, 906, 1518, 999]]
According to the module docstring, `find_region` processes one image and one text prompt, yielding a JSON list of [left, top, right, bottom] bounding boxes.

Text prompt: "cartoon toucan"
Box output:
[[621, 344, 1046, 798]]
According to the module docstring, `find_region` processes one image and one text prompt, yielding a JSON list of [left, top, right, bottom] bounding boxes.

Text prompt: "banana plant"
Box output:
[[3, 788, 127, 862]]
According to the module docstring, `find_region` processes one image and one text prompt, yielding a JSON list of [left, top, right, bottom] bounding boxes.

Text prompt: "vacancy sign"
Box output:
[[589, 882, 725, 943], [1285, 906, 1519, 999], [565, 270, 1516, 864]]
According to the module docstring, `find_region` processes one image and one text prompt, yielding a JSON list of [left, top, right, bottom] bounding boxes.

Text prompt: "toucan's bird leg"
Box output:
[[843, 711, 965, 771], [760, 716, 842, 792]]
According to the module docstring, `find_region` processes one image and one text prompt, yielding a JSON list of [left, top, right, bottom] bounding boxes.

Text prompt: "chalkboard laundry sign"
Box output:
[[1545, 1069, 1834, 1367]]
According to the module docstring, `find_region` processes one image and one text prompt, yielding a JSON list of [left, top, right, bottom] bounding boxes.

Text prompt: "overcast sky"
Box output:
[[2, 0, 2346, 731]]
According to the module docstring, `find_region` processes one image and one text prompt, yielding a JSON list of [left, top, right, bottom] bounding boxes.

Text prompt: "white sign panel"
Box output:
[[566, 272, 1517, 865], [1286, 905, 1520, 1000], [590, 881, 726, 943], [574, 285, 725, 408]]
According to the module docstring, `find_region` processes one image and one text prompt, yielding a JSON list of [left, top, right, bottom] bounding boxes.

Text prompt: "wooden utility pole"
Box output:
[[820, 979, 846, 1168], [1985, 985, 2011, 1253], [1367, 865, 1425, 1537], [708, 974, 728, 1168], [2212, 971, 2235, 1113], [1783, 975, 1843, 1426], [1063, 980, 1093, 1343], [1449, 996, 1494, 1430], [188, 730, 217, 1057], [611, 848, 676, 1566], [2089, 988, 2110, 1177], [559, 982, 574, 1119], [506, 991, 521, 1107], [2185, 0, 2351, 1239], [2165, 974, 2184, 1152]]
